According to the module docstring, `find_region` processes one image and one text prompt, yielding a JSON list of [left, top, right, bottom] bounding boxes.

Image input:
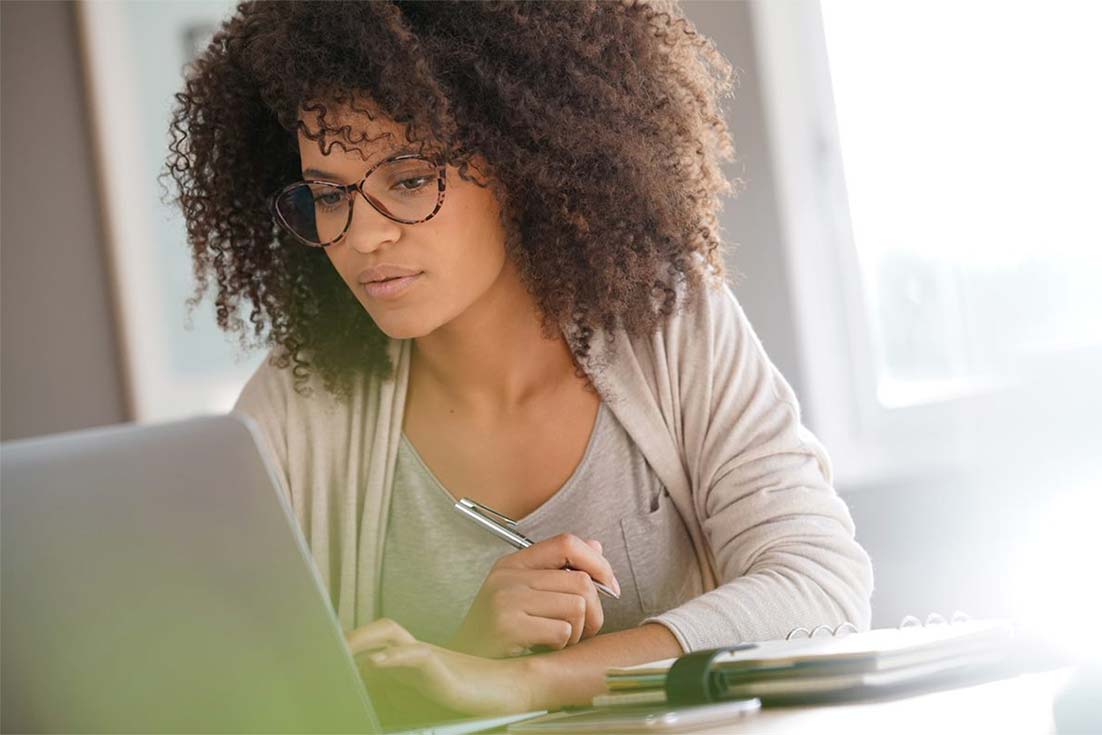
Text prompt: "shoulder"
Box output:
[[589, 273, 801, 415], [620, 274, 753, 376], [231, 339, 409, 438], [657, 276, 792, 412], [232, 346, 352, 428], [660, 275, 744, 348], [234, 347, 296, 422], [575, 275, 746, 402]]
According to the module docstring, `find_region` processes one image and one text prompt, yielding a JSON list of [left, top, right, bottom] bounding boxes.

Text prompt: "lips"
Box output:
[[357, 264, 423, 284], [361, 272, 422, 300]]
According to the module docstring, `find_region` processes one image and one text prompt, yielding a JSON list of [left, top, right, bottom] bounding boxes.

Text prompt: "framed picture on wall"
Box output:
[[76, 0, 263, 423]]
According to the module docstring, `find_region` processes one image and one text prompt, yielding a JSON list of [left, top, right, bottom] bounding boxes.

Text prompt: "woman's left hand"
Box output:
[[346, 618, 540, 717]]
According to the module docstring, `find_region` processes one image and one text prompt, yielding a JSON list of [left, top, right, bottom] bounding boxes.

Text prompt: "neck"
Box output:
[[410, 259, 578, 418]]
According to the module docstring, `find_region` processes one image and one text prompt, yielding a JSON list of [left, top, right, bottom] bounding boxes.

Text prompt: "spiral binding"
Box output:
[[785, 611, 972, 640]]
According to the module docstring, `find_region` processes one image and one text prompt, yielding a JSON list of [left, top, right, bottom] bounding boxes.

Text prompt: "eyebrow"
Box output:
[[302, 146, 421, 182]]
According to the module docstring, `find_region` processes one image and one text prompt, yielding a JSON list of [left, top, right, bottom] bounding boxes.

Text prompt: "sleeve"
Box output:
[[640, 283, 873, 651], [231, 350, 294, 510]]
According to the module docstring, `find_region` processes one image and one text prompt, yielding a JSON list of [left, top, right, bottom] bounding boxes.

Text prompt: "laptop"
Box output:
[[0, 413, 546, 734]]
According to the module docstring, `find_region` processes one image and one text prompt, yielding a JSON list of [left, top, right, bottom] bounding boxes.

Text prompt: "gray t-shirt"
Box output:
[[379, 401, 705, 647]]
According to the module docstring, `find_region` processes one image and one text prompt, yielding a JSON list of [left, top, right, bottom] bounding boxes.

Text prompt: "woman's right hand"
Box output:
[[444, 533, 622, 659]]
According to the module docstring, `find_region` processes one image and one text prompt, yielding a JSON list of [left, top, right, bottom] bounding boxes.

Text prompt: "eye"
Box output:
[[313, 190, 346, 209], [394, 176, 432, 193]]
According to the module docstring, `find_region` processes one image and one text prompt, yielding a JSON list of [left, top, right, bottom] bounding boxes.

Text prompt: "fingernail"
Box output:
[[370, 652, 388, 664], [613, 576, 622, 596]]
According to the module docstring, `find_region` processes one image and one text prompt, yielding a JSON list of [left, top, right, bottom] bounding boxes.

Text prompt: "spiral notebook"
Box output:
[[596, 613, 1018, 707]]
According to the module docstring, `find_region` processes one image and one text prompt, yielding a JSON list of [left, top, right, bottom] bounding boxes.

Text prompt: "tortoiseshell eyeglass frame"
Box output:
[[268, 152, 448, 248]]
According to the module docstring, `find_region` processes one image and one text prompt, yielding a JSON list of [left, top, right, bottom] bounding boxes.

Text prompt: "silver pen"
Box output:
[[454, 497, 621, 599]]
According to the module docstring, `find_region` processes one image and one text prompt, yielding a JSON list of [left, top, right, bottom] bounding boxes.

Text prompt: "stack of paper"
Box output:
[[597, 620, 1016, 707]]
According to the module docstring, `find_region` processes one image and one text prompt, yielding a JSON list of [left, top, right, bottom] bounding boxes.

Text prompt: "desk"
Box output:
[[492, 669, 1074, 735], [655, 669, 1073, 735]]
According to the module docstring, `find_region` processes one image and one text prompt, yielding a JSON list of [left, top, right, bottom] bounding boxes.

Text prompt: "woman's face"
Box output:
[[296, 106, 509, 339]]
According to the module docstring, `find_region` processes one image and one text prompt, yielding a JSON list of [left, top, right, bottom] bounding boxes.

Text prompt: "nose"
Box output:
[[342, 190, 402, 254]]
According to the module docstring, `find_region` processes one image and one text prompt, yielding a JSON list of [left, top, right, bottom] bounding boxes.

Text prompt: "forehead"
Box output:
[[297, 100, 424, 166]]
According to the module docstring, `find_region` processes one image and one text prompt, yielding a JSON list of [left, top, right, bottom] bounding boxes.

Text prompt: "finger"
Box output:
[[525, 570, 604, 639], [521, 591, 588, 646], [554, 534, 618, 594], [345, 617, 418, 655], [505, 533, 620, 594], [586, 539, 603, 554], [367, 642, 432, 668], [367, 643, 456, 690], [517, 614, 575, 651], [572, 571, 603, 639]]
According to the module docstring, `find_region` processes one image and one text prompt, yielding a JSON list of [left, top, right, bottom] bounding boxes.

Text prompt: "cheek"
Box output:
[[441, 236, 506, 288], [434, 188, 509, 286], [323, 248, 356, 287], [399, 243, 499, 333]]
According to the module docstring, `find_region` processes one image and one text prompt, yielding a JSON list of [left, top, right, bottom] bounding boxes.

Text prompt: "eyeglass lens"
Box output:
[[275, 157, 440, 245]]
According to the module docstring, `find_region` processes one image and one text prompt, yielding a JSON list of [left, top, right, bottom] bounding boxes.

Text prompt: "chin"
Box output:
[[365, 309, 441, 340]]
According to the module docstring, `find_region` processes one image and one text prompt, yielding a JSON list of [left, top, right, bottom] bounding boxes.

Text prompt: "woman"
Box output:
[[167, 0, 873, 723]]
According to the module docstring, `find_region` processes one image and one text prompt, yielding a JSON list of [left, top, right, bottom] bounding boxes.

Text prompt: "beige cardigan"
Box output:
[[233, 281, 873, 652]]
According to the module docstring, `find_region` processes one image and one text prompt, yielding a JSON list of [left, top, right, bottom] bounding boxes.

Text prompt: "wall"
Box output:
[[679, 0, 806, 402], [1, 0, 127, 441]]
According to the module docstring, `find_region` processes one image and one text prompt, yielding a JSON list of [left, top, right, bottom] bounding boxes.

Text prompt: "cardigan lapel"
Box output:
[[571, 326, 720, 593], [362, 337, 413, 624]]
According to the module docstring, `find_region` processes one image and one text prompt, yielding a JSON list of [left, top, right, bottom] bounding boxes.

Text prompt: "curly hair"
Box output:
[[166, 0, 742, 400]]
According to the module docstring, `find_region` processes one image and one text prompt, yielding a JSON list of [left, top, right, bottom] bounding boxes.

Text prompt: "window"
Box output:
[[751, 0, 1102, 485], [819, 0, 1102, 409]]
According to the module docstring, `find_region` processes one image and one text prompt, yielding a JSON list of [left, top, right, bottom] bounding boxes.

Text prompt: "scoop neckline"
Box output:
[[399, 401, 607, 528]]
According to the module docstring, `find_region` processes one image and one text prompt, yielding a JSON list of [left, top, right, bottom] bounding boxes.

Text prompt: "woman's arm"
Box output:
[[522, 622, 682, 709], [640, 284, 874, 651], [348, 618, 682, 716]]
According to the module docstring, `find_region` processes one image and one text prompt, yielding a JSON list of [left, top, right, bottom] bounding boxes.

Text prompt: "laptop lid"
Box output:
[[1, 413, 381, 733]]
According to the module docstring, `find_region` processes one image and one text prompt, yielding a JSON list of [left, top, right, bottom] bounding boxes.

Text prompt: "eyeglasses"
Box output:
[[269, 152, 447, 247]]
